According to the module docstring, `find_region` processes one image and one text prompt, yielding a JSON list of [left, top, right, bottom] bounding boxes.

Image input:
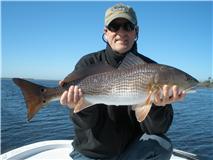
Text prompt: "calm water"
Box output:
[[1, 79, 213, 159]]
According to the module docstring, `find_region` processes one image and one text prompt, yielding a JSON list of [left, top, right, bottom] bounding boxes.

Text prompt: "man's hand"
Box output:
[[154, 85, 186, 106], [59, 81, 83, 109]]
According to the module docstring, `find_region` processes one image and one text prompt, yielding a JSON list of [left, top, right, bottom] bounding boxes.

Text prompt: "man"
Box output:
[[60, 3, 185, 160]]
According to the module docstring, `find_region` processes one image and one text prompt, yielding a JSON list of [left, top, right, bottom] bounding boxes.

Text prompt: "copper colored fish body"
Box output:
[[13, 55, 199, 122]]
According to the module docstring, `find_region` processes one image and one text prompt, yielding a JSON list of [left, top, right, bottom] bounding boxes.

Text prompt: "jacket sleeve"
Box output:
[[71, 105, 100, 129], [140, 104, 173, 134]]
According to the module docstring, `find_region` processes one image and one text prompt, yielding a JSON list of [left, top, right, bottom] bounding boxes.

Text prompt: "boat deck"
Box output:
[[1, 140, 198, 160]]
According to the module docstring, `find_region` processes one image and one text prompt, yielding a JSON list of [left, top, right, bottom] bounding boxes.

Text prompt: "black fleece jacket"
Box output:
[[70, 44, 173, 159]]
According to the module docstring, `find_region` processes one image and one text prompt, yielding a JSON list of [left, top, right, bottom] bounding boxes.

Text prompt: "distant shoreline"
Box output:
[[1, 77, 59, 82], [199, 82, 213, 88]]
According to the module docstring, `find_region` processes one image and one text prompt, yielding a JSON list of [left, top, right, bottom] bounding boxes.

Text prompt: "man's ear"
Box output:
[[104, 27, 108, 33], [103, 27, 108, 41], [135, 26, 139, 37], [102, 28, 108, 43], [134, 26, 139, 41]]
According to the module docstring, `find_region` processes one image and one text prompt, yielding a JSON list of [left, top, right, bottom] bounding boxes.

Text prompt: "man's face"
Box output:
[[104, 18, 137, 54]]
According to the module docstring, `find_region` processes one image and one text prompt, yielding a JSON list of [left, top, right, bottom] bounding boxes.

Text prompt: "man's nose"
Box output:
[[117, 27, 127, 35]]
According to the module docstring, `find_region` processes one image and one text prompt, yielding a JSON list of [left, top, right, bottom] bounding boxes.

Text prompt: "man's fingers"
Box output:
[[67, 86, 74, 104], [162, 85, 169, 104], [59, 80, 64, 87], [79, 88, 83, 97], [154, 90, 163, 105], [60, 91, 68, 105], [154, 85, 187, 106], [172, 85, 178, 100], [73, 86, 79, 103], [60, 85, 84, 110], [178, 90, 186, 101]]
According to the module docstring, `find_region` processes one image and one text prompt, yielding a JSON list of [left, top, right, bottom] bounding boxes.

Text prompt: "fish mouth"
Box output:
[[193, 78, 199, 83], [184, 84, 199, 92]]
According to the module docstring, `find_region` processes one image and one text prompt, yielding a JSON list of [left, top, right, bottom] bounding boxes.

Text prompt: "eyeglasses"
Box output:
[[107, 22, 136, 32]]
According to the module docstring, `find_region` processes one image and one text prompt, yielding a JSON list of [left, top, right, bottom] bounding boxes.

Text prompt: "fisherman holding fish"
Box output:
[[13, 3, 199, 160], [59, 3, 185, 160]]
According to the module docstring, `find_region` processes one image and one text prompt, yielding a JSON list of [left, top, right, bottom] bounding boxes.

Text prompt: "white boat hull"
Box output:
[[1, 140, 198, 160]]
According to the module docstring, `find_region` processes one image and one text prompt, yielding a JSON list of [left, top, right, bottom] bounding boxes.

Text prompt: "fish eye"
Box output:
[[40, 88, 46, 93], [185, 75, 192, 81]]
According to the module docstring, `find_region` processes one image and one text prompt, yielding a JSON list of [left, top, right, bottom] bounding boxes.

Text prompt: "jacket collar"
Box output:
[[104, 43, 138, 68]]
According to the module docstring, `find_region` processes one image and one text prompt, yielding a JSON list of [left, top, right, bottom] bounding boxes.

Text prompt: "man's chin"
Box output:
[[115, 48, 130, 54], [115, 44, 129, 51]]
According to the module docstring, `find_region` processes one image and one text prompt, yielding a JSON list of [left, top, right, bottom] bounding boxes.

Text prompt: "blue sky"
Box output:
[[2, 1, 212, 81]]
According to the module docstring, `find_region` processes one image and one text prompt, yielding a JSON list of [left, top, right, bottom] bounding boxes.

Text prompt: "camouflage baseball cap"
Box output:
[[105, 3, 137, 26]]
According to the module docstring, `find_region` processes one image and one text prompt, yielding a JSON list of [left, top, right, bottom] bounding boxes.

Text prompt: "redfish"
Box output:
[[13, 54, 198, 122]]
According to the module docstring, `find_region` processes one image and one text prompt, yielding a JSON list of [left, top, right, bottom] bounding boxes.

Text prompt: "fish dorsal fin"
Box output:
[[63, 53, 145, 85], [63, 63, 115, 84], [118, 52, 147, 70]]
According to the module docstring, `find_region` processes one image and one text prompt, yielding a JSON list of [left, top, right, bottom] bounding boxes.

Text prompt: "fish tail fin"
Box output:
[[13, 78, 49, 121]]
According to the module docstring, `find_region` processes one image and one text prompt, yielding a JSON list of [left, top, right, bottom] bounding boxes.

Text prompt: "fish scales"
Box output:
[[77, 64, 157, 97]]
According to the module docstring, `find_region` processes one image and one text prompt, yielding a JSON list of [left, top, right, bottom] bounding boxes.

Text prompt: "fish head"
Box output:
[[153, 64, 199, 90]]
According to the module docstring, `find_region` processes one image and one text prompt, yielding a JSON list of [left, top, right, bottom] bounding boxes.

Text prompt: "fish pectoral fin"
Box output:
[[134, 103, 152, 122], [133, 92, 153, 122], [73, 97, 93, 113]]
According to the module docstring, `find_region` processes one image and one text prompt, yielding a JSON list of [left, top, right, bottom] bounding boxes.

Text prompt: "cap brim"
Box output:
[[105, 13, 136, 26]]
